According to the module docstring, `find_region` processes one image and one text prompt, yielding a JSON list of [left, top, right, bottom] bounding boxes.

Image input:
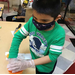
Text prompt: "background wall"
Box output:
[[69, 0, 75, 10], [0, 0, 21, 7], [9, 0, 21, 7]]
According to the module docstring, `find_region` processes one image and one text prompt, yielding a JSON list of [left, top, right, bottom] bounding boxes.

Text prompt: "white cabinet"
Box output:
[[69, 0, 75, 10], [9, 0, 21, 7], [0, 0, 21, 7]]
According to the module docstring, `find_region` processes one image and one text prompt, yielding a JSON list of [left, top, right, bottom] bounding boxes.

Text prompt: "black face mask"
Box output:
[[32, 18, 55, 30]]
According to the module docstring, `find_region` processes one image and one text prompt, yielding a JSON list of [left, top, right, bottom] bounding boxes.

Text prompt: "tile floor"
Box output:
[[0, 6, 75, 74], [53, 24, 75, 74]]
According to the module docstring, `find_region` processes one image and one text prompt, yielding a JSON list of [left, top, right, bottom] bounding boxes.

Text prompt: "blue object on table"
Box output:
[[12, 16, 17, 21], [0, 7, 3, 11]]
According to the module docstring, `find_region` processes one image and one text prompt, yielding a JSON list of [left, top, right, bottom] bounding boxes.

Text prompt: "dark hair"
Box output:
[[32, 0, 61, 19]]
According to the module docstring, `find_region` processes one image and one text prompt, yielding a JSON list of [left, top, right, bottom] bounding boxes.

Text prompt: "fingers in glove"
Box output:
[[12, 69, 22, 73], [17, 58, 25, 61], [7, 64, 18, 70], [8, 67, 19, 71], [8, 59, 18, 64], [8, 61, 19, 66]]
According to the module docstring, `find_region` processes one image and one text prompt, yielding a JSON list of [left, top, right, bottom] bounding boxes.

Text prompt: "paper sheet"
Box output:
[[11, 31, 14, 36], [5, 52, 32, 60]]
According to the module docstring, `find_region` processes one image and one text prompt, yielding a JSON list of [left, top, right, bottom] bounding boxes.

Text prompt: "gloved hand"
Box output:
[[7, 58, 35, 73], [8, 58, 17, 63]]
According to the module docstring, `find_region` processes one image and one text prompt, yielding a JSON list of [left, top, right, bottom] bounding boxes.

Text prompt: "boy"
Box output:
[[7, 0, 65, 74], [6, 0, 28, 22]]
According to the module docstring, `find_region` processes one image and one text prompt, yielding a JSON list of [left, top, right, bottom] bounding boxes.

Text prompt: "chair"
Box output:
[[25, 8, 33, 22], [0, 0, 9, 12], [63, 62, 75, 74]]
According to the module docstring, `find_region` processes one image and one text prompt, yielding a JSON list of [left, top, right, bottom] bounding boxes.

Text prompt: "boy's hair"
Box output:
[[32, 0, 61, 19]]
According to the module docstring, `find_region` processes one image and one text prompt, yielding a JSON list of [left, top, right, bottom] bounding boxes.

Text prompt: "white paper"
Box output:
[[11, 31, 15, 36], [5, 52, 32, 60]]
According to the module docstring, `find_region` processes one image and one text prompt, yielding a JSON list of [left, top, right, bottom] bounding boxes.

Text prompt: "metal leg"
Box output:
[[70, 38, 75, 47], [2, 16, 3, 21], [57, 0, 71, 24], [63, 0, 71, 20], [7, 1, 9, 12], [0, 16, 3, 21]]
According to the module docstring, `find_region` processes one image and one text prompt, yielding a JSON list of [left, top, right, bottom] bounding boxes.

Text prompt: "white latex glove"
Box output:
[[8, 58, 17, 63], [7, 58, 35, 73]]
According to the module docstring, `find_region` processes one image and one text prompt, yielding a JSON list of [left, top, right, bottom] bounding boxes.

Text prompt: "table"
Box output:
[[0, 0, 9, 12], [0, 4, 4, 21], [0, 21, 35, 74]]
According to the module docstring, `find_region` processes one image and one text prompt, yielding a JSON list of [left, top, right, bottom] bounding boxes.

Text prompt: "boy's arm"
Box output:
[[19, 16, 25, 18], [7, 46, 62, 73], [9, 24, 29, 58], [34, 55, 51, 65], [8, 17, 32, 58], [16, 16, 25, 19], [34, 33, 65, 65], [7, 34, 65, 73]]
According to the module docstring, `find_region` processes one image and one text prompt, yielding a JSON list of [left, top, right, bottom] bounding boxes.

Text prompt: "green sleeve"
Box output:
[[8, 17, 33, 58], [49, 34, 65, 61], [9, 31, 26, 58]]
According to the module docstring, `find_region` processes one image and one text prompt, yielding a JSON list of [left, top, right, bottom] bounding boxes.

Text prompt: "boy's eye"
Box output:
[[33, 17, 36, 20], [33, 17, 37, 20], [41, 20, 48, 22], [32, 15, 37, 20]]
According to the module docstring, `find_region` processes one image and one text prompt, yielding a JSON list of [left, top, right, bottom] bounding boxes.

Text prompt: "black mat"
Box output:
[[70, 38, 75, 47]]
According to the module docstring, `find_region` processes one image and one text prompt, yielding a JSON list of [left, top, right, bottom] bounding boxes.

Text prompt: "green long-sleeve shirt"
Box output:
[[9, 17, 65, 73]]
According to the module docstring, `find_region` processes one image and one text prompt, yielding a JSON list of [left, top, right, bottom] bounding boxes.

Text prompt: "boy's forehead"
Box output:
[[32, 15, 50, 21], [33, 10, 54, 20]]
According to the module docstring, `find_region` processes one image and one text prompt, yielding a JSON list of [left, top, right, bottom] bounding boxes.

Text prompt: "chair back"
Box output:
[[25, 8, 33, 22], [0, 0, 8, 2], [63, 62, 75, 74]]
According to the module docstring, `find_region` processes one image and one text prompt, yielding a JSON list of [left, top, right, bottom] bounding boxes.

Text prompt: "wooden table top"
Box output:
[[0, 21, 35, 74]]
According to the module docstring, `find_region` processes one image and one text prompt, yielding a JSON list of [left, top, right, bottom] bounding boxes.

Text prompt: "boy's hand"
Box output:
[[16, 16, 21, 19], [13, 8, 18, 11], [7, 58, 35, 73], [16, 16, 25, 19], [8, 58, 17, 63]]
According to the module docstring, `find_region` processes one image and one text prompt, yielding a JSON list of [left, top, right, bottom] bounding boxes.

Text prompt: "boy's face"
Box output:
[[33, 10, 54, 24]]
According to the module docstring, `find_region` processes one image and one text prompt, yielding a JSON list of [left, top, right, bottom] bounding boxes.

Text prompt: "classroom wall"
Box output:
[[0, 0, 21, 7], [9, 0, 21, 7], [69, 0, 75, 10]]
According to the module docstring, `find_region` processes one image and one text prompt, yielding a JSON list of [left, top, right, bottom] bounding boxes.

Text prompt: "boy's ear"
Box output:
[[55, 15, 61, 21]]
